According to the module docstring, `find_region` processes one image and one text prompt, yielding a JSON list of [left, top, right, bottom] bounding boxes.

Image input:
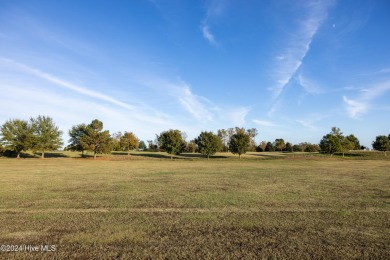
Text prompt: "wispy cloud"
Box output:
[[0, 56, 251, 141], [270, 1, 334, 100], [176, 87, 251, 127], [297, 74, 323, 94], [1, 58, 136, 110], [226, 107, 250, 126], [0, 83, 174, 143], [296, 120, 317, 131], [296, 119, 319, 131], [343, 79, 390, 118], [171, 81, 215, 122], [0, 57, 171, 125], [136, 77, 215, 122], [201, 25, 217, 45], [136, 75, 251, 126], [296, 113, 329, 131], [343, 97, 368, 118], [200, 0, 229, 44], [252, 119, 278, 127]]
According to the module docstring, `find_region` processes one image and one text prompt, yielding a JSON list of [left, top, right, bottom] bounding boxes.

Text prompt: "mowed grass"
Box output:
[[0, 155, 389, 259]]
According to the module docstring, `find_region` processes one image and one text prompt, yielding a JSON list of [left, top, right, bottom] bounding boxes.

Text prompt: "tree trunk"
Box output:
[[17, 152, 20, 159], [81, 150, 84, 158], [385, 151, 387, 156], [239, 154, 241, 159], [41, 151, 45, 159], [343, 152, 345, 157], [171, 154, 173, 160], [94, 151, 97, 159], [207, 155, 209, 160]]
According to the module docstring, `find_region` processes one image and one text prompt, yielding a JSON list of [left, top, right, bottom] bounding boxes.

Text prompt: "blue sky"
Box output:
[[0, 0, 389, 147]]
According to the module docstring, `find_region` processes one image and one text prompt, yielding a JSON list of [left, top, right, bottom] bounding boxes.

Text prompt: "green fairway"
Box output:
[[0, 155, 389, 259]]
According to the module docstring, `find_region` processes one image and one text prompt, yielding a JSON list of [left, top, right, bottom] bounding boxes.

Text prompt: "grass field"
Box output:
[[0, 152, 389, 259]]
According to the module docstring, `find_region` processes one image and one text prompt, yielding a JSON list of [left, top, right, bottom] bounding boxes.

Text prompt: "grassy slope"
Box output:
[[0, 155, 389, 259]]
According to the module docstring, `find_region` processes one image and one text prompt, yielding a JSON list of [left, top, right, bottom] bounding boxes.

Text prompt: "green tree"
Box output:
[[292, 144, 301, 152], [274, 138, 285, 151], [157, 129, 186, 160], [67, 124, 88, 157], [285, 142, 293, 152], [319, 127, 345, 156], [256, 145, 264, 152], [265, 142, 275, 152], [195, 131, 222, 159], [319, 133, 342, 156], [346, 134, 360, 150], [138, 140, 147, 150], [120, 131, 139, 155], [0, 119, 33, 158], [228, 128, 250, 159], [331, 127, 343, 138], [81, 119, 112, 159], [341, 138, 354, 157], [31, 116, 63, 158], [305, 143, 320, 152], [372, 135, 390, 156], [320, 127, 360, 157]]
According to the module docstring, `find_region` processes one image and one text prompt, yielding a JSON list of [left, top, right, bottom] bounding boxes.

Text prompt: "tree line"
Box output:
[[1, 116, 389, 159]]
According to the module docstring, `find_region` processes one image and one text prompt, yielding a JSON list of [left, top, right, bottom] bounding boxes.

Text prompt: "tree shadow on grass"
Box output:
[[1, 151, 34, 158], [129, 152, 175, 160], [1, 151, 69, 158], [125, 152, 229, 160], [109, 151, 229, 160], [332, 151, 389, 159], [179, 153, 228, 159], [73, 154, 95, 159], [111, 152, 132, 156], [33, 152, 70, 158]]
